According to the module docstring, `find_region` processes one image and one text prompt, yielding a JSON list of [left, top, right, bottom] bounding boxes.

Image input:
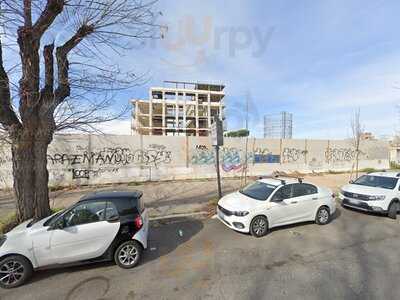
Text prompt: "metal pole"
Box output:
[[215, 145, 222, 199]]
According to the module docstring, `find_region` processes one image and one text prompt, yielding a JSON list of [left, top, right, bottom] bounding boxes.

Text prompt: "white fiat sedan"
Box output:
[[217, 177, 336, 237]]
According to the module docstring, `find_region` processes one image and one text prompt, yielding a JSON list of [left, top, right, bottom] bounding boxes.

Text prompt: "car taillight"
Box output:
[[134, 215, 143, 230]]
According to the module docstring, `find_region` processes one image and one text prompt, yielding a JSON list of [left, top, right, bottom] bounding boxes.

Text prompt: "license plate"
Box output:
[[348, 198, 360, 205]]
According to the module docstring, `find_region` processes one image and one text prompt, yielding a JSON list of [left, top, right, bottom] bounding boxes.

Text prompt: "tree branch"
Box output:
[[54, 24, 94, 105], [23, 0, 33, 27], [33, 0, 64, 38], [0, 38, 21, 130], [39, 44, 55, 107]]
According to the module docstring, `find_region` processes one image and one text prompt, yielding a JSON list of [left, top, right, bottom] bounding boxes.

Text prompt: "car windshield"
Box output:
[[42, 210, 64, 227], [353, 175, 398, 190], [239, 181, 277, 200]]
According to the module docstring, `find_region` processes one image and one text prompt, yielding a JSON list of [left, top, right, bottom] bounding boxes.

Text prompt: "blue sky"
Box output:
[[16, 0, 400, 138]]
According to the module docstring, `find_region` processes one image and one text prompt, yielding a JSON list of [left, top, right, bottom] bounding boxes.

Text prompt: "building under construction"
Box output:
[[131, 81, 226, 136], [264, 111, 293, 139]]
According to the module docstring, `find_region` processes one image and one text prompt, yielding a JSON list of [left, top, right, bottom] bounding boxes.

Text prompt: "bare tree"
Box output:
[[0, 0, 162, 222], [351, 108, 364, 178]]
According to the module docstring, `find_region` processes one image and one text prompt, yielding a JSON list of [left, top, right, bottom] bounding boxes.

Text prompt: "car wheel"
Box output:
[[0, 255, 33, 289], [315, 206, 330, 225], [250, 216, 269, 238], [114, 240, 142, 269], [388, 201, 399, 220]]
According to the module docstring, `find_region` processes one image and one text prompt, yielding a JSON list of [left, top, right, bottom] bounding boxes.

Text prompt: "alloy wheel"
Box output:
[[0, 260, 25, 287], [318, 209, 329, 224], [118, 245, 138, 266], [252, 218, 267, 236]]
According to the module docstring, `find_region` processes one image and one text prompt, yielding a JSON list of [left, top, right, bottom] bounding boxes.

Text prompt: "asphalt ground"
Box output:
[[2, 201, 400, 300]]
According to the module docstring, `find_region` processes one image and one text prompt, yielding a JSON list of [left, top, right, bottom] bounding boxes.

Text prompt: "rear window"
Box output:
[[112, 197, 140, 215], [353, 175, 398, 190], [292, 183, 318, 197]]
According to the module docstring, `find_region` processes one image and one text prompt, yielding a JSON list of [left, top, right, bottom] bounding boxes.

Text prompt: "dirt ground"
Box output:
[[0, 173, 356, 220]]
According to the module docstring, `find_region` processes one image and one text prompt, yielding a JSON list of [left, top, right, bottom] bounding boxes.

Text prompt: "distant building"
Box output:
[[264, 111, 293, 139], [361, 132, 375, 141], [131, 81, 226, 136]]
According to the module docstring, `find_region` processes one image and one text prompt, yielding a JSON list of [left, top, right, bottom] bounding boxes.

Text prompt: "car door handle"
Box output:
[[291, 201, 298, 204], [312, 197, 318, 200]]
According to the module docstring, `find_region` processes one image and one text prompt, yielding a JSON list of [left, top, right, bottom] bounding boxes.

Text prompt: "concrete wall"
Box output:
[[0, 135, 390, 189]]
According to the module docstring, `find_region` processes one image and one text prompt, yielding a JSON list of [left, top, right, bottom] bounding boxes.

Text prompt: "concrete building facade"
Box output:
[[131, 81, 226, 136]]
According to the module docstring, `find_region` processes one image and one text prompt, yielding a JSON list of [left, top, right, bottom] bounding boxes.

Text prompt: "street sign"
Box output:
[[211, 117, 223, 146]]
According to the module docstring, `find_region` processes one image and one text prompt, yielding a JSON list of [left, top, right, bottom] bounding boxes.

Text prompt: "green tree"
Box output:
[[224, 129, 250, 137]]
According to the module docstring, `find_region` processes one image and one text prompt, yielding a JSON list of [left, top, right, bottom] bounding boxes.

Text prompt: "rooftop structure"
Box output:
[[264, 111, 293, 139], [131, 81, 226, 136]]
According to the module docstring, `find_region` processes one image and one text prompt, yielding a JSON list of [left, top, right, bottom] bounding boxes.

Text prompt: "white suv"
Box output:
[[217, 177, 336, 237], [339, 172, 400, 219], [0, 191, 149, 289]]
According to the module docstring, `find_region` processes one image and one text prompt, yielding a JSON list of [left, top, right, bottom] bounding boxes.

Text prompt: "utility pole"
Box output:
[[241, 92, 250, 187], [211, 116, 223, 199], [215, 143, 222, 199]]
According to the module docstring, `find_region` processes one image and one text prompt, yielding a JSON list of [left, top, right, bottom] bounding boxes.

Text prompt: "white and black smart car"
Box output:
[[0, 191, 148, 289]]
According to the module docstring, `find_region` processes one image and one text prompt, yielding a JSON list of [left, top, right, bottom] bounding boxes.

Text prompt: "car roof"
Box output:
[[79, 190, 143, 202], [366, 172, 400, 178], [257, 177, 306, 186]]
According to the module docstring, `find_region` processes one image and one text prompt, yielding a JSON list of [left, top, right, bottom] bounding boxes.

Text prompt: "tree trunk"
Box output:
[[12, 129, 51, 222], [12, 137, 35, 221], [33, 138, 51, 219]]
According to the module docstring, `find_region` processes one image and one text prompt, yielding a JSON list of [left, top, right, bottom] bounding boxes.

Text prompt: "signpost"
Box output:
[[211, 116, 224, 199]]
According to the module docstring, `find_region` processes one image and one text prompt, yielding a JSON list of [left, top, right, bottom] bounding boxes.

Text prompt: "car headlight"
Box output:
[[0, 235, 6, 248], [368, 195, 386, 201], [234, 211, 249, 217]]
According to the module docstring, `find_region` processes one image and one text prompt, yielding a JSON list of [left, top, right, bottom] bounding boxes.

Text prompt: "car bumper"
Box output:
[[341, 198, 387, 213], [216, 208, 251, 233], [133, 212, 149, 249]]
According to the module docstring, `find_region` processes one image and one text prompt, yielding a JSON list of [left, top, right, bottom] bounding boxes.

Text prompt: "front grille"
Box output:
[[218, 205, 233, 216], [342, 199, 373, 210], [342, 191, 371, 201]]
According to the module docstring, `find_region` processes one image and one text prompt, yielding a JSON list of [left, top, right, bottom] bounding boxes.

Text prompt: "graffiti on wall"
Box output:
[[191, 145, 280, 172], [282, 148, 307, 163], [325, 148, 358, 163], [46, 144, 172, 180], [253, 147, 280, 163], [71, 168, 120, 179], [47, 144, 172, 170]]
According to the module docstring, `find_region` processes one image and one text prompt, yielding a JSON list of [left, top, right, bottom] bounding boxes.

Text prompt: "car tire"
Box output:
[[114, 240, 142, 269], [250, 216, 269, 238], [0, 255, 33, 289], [388, 201, 399, 220], [315, 206, 330, 225]]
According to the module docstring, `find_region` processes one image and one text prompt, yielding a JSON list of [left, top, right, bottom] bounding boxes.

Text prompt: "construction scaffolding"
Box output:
[[131, 81, 226, 136], [264, 111, 293, 139]]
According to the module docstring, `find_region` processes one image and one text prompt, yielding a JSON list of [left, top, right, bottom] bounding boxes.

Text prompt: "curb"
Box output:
[[149, 211, 209, 221]]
